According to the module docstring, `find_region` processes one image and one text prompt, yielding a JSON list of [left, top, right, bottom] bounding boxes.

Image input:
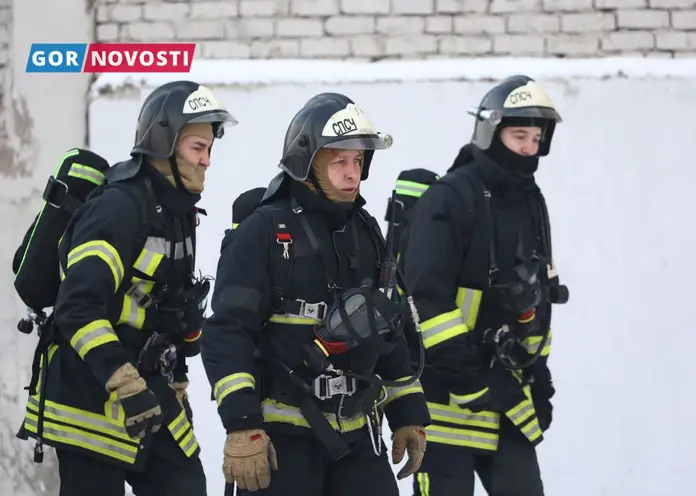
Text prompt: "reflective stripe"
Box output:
[[382, 377, 424, 407], [232, 222, 239, 229], [449, 387, 489, 407], [67, 240, 125, 290], [168, 409, 200, 458], [417, 473, 431, 495], [504, 386, 543, 443], [214, 373, 255, 406], [424, 424, 498, 451], [117, 278, 155, 329], [134, 238, 166, 276], [455, 287, 483, 330], [268, 315, 320, 325], [421, 309, 468, 349], [67, 163, 106, 186], [23, 415, 139, 464], [262, 399, 366, 433], [427, 402, 499, 429], [69, 319, 119, 359], [521, 330, 552, 356], [395, 180, 430, 198]]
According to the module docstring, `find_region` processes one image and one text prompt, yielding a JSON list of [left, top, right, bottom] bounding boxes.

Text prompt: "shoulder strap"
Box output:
[[256, 203, 295, 307]]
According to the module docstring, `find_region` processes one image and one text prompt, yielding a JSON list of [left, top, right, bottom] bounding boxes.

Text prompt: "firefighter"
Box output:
[[201, 93, 430, 496], [399, 75, 568, 496], [16, 80, 237, 495]]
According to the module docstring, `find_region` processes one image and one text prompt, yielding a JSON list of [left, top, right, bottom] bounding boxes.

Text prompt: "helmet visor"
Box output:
[[186, 110, 239, 127], [503, 106, 562, 123], [322, 133, 393, 151]]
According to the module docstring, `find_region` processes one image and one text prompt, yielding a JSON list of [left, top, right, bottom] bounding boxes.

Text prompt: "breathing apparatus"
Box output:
[[297, 190, 425, 390]]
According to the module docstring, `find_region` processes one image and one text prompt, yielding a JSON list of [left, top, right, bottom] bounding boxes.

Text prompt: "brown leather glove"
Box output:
[[106, 363, 162, 439], [170, 381, 189, 407], [223, 428, 278, 491], [392, 425, 427, 480]]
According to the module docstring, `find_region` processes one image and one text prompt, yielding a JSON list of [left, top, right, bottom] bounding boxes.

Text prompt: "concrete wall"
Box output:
[[0, 1, 92, 494], [94, 0, 696, 59], [88, 60, 696, 495]]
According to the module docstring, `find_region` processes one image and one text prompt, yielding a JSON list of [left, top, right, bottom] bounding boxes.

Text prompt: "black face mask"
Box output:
[[484, 135, 540, 181]]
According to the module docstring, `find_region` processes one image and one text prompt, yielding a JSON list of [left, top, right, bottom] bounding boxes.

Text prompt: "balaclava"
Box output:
[[150, 122, 214, 194], [483, 117, 544, 181]]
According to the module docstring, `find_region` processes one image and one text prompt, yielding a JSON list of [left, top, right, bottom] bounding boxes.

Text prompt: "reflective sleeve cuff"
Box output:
[[67, 240, 125, 291], [383, 377, 424, 407], [69, 319, 120, 360], [421, 309, 469, 349], [521, 329, 552, 357], [449, 387, 489, 407], [214, 373, 256, 406]]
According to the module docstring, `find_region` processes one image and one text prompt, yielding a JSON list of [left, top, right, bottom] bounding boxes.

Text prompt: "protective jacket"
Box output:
[[400, 145, 556, 454], [201, 180, 430, 457], [18, 162, 204, 470]]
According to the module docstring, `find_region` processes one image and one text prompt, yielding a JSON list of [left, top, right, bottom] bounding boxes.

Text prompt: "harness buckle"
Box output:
[[313, 374, 356, 400], [298, 299, 327, 321]]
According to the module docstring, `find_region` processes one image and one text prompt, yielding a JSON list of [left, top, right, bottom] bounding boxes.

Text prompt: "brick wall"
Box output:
[[85, 0, 696, 59]]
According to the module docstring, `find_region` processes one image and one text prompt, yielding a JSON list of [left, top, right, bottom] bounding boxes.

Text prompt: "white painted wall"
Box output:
[[85, 57, 696, 495], [0, 0, 92, 494]]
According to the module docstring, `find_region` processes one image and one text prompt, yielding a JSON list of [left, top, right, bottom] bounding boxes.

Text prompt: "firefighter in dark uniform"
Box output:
[[399, 75, 569, 496], [17, 80, 237, 495], [201, 93, 430, 496]]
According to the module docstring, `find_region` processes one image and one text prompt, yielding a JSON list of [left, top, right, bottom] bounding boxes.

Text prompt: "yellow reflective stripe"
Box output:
[[262, 399, 367, 432], [521, 329, 552, 356], [395, 179, 431, 198], [232, 222, 239, 229], [417, 473, 431, 496], [383, 377, 424, 407], [268, 315, 320, 325], [26, 397, 132, 441], [133, 238, 165, 276], [67, 240, 125, 290], [69, 319, 119, 359], [520, 416, 542, 442], [421, 309, 468, 349], [449, 387, 489, 407], [116, 278, 155, 330], [168, 408, 200, 457], [23, 415, 138, 464], [455, 287, 483, 330], [67, 163, 106, 186], [424, 424, 498, 450], [427, 402, 499, 429], [59, 263, 66, 281], [214, 373, 255, 406], [506, 398, 535, 427]]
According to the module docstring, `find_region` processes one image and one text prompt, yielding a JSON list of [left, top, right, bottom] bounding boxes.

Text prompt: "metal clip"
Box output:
[[277, 237, 292, 259], [314, 374, 356, 400], [299, 300, 327, 321]]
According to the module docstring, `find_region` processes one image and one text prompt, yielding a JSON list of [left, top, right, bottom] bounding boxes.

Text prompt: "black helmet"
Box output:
[[279, 96, 392, 182], [132, 80, 237, 158], [467, 75, 562, 156]]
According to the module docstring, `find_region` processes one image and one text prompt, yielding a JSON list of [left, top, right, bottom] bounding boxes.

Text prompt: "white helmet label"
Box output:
[[183, 85, 226, 114], [322, 104, 378, 137], [503, 81, 556, 110]]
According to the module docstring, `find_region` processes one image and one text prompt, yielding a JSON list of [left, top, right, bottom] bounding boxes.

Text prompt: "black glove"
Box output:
[[120, 388, 163, 439], [534, 396, 553, 432], [485, 360, 527, 413]]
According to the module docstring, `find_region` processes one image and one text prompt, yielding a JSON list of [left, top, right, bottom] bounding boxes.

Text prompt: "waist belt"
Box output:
[[261, 356, 383, 462], [272, 297, 328, 321]]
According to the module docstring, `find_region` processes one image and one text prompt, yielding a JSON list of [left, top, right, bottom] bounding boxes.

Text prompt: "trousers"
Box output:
[[413, 417, 544, 496], [56, 427, 206, 496], [234, 430, 399, 496]]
